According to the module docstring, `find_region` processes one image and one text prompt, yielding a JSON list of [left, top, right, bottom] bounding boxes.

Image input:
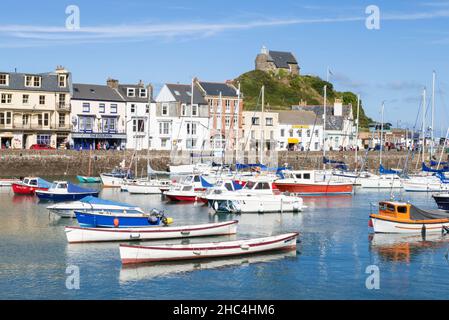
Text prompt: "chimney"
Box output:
[[146, 84, 153, 100], [138, 80, 144, 86], [334, 98, 343, 117], [55, 65, 67, 73], [107, 78, 119, 89]]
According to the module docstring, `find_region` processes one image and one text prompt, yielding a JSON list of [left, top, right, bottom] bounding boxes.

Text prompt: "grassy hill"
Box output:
[[234, 70, 372, 128]]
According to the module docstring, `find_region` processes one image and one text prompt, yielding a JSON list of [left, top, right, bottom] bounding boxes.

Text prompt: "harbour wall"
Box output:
[[0, 149, 441, 178]]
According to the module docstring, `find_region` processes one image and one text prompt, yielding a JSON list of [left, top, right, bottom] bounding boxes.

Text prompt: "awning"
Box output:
[[288, 138, 299, 144]]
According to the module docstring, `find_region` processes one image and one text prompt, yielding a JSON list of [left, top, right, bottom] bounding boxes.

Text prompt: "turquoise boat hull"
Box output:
[[77, 176, 101, 183]]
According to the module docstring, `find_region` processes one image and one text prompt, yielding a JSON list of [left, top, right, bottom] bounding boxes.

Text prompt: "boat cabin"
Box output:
[[49, 181, 69, 190], [279, 170, 317, 182], [241, 180, 280, 195], [23, 177, 39, 186], [375, 201, 449, 222]]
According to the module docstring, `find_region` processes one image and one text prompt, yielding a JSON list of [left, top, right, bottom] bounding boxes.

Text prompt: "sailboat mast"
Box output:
[[431, 71, 436, 158], [355, 94, 360, 171], [235, 83, 241, 163], [322, 85, 327, 170], [380, 102, 385, 167], [422, 87, 427, 163], [260, 85, 265, 165], [190, 78, 194, 165]]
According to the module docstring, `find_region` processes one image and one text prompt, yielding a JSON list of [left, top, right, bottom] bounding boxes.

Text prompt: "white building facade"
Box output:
[[241, 111, 278, 151]]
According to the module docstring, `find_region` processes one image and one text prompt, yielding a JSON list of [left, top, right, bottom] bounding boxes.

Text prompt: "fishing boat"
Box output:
[[35, 181, 99, 202], [64, 220, 238, 243], [119, 232, 299, 264], [163, 174, 211, 201], [75, 208, 173, 228], [210, 194, 305, 214], [0, 178, 20, 187], [126, 178, 172, 195], [46, 196, 144, 218], [432, 193, 449, 210], [274, 170, 353, 195], [369, 200, 449, 233], [11, 177, 52, 195]]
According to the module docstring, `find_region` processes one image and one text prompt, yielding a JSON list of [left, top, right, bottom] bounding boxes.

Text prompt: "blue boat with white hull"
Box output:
[[75, 209, 173, 228], [36, 181, 99, 202]]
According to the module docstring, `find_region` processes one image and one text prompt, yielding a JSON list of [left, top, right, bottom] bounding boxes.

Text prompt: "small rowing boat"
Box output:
[[369, 200, 449, 234], [119, 232, 299, 264], [65, 220, 238, 243]]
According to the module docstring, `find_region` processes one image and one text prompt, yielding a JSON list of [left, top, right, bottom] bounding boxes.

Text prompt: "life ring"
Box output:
[[113, 218, 119, 228]]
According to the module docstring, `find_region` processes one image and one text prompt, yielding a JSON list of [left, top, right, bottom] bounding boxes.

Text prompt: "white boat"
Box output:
[[65, 220, 238, 243], [402, 175, 449, 192], [0, 178, 20, 187], [119, 232, 299, 264], [169, 163, 212, 175], [101, 167, 133, 188], [46, 196, 144, 218], [210, 193, 305, 214], [359, 173, 403, 189], [127, 179, 171, 194]]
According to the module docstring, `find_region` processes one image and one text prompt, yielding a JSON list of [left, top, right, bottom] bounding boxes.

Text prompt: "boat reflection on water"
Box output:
[[301, 195, 353, 210], [369, 233, 449, 263], [119, 250, 298, 283]]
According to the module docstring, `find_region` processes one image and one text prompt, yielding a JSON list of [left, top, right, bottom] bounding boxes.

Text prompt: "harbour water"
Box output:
[[1, 180, 449, 300]]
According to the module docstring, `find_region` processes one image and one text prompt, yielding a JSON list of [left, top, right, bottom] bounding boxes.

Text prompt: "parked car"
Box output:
[[30, 144, 55, 150]]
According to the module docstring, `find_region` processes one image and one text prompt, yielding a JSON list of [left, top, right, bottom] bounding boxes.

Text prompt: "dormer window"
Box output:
[[58, 75, 66, 87], [139, 88, 147, 98], [25, 75, 41, 88], [0, 74, 9, 86], [127, 88, 135, 97]]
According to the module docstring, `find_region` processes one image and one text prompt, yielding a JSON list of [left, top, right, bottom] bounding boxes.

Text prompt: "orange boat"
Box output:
[[274, 170, 353, 195]]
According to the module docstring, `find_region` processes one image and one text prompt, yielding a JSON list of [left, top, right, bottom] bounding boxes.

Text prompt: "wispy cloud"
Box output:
[[0, 8, 449, 47], [378, 80, 424, 91]]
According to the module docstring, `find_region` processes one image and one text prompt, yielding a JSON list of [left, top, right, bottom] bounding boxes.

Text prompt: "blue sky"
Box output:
[[1, 0, 449, 135]]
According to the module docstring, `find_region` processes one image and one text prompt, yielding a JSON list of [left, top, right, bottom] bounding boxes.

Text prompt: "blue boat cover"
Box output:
[[430, 160, 449, 167], [379, 164, 400, 175], [236, 163, 267, 171], [37, 178, 52, 189], [323, 157, 348, 170], [200, 176, 214, 188], [436, 172, 449, 184], [232, 181, 243, 190], [422, 162, 449, 174], [67, 183, 98, 194], [79, 195, 134, 207]]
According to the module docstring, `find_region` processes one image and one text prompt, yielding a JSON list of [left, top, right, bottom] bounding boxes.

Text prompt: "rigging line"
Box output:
[[242, 89, 262, 156], [403, 94, 424, 176]]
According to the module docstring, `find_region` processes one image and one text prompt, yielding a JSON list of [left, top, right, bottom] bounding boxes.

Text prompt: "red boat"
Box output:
[[274, 170, 353, 195], [163, 174, 208, 202], [11, 177, 52, 195]]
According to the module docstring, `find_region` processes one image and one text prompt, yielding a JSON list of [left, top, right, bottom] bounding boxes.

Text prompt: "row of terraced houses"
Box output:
[[0, 64, 357, 152]]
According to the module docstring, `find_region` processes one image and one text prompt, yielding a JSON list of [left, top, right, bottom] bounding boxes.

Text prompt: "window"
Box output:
[[181, 104, 187, 116], [314, 142, 319, 150], [110, 104, 117, 114], [266, 117, 273, 126], [251, 117, 260, 125], [99, 104, 105, 113], [39, 95, 45, 105], [161, 104, 168, 116], [0, 113, 4, 125], [315, 129, 319, 137], [225, 100, 230, 111], [186, 138, 197, 149], [1, 93, 12, 104], [27, 76, 41, 87], [58, 75, 66, 87], [303, 173, 311, 180], [0, 74, 8, 85], [25, 76, 32, 87], [102, 118, 116, 132], [0, 112, 12, 125], [280, 129, 285, 137], [297, 130, 302, 137], [289, 130, 293, 137], [187, 122, 197, 135], [225, 116, 230, 128], [37, 135, 50, 145], [37, 114, 43, 126], [133, 119, 145, 132], [6, 112, 11, 125], [130, 104, 136, 113], [307, 129, 311, 137], [127, 88, 135, 97], [43, 113, 49, 126], [192, 105, 198, 116], [139, 88, 147, 98], [161, 138, 168, 148], [145, 104, 150, 114], [58, 94, 66, 108], [22, 114, 30, 125], [79, 116, 94, 131], [159, 122, 171, 135], [58, 114, 65, 127], [82, 103, 90, 113], [397, 206, 407, 214]]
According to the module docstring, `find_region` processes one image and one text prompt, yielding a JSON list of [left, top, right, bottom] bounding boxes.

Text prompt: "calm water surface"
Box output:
[[1, 179, 449, 300]]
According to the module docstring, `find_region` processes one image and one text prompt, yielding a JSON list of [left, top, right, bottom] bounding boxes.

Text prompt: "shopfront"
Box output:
[[71, 132, 127, 150]]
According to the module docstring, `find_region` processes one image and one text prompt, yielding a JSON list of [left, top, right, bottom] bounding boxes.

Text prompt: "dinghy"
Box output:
[[75, 208, 173, 228], [65, 220, 238, 243], [35, 181, 99, 202], [369, 201, 449, 233], [119, 232, 299, 264], [11, 177, 52, 195], [46, 196, 144, 218]]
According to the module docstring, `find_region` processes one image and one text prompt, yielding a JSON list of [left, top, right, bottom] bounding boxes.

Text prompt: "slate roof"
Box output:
[[278, 110, 322, 126], [291, 105, 353, 131], [0, 71, 71, 93], [268, 51, 298, 68], [72, 83, 124, 102], [117, 84, 154, 103], [198, 81, 238, 97], [166, 84, 207, 105]]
